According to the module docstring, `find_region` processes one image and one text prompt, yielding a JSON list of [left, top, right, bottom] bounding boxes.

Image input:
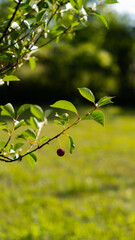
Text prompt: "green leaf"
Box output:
[[40, 136, 50, 143], [97, 96, 114, 107], [71, 21, 80, 29], [58, 113, 69, 122], [1, 103, 15, 118], [0, 120, 8, 127], [24, 128, 36, 140], [29, 57, 36, 70], [81, 114, 93, 120], [14, 143, 24, 151], [0, 141, 6, 148], [78, 0, 86, 8], [94, 12, 109, 29], [17, 128, 36, 141], [71, 22, 87, 31], [14, 120, 25, 130], [104, 0, 118, 3], [30, 105, 44, 120], [26, 153, 37, 169], [2, 128, 8, 133], [54, 120, 65, 125], [78, 87, 95, 103], [44, 109, 52, 118], [70, 0, 79, 9], [17, 104, 30, 116], [91, 110, 104, 126], [51, 25, 67, 35], [3, 75, 20, 82], [50, 100, 77, 114], [17, 134, 26, 141], [36, 9, 46, 21], [68, 136, 75, 154], [29, 117, 39, 130]]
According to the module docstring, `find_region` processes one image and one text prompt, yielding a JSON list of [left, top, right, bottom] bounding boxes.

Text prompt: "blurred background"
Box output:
[[0, 0, 135, 106], [0, 1, 135, 239]]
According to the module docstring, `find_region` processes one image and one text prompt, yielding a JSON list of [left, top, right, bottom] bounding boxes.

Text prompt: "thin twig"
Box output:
[[4, 136, 12, 148], [0, 106, 97, 163], [0, 155, 17, 162], [0, 24, 38, 53], [0, 0, 70, 74], [2, 6, 36, 39], [0, 25, 71, 76], [0, 0, 22, 44], [0, 158, 20, 163], [0, 115, 81, 163], [31, 0, 66, 48], [34, 26, 71, 50]]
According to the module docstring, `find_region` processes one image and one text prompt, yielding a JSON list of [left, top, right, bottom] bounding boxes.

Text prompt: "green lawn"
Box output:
[[0, 107, 135, 240]]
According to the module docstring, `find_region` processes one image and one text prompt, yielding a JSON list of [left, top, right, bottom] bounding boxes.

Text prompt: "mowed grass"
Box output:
[[0, 107, 135, 240]]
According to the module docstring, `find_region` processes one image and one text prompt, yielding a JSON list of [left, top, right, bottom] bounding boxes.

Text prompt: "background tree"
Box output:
[[15, 10, 135, 106]]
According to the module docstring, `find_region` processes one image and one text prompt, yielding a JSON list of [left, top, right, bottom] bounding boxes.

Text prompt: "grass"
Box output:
[[0, 106, 135, 240]]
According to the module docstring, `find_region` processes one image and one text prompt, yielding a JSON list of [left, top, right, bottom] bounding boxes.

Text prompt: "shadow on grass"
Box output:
[[20, 233, 55, 240], [54, 183, 119, 199]]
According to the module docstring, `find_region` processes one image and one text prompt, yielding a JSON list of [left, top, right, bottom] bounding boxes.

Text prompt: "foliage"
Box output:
[[0, 88, 113, 165], [12, 11, 135, 106], [0, 0, 117, 163], [0, 0, 117, 78]]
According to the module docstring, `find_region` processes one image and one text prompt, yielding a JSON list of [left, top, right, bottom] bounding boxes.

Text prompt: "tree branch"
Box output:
[[0, 25, 71, 76], [0, 155, 17, 163], [0, 0, 70, 75], [0, 104, 99, 163], [0, 114, 81, 163], [35, 25, 71, 50], [4, 136, 12, 148], [31, 0, 66, 48], [0, 24, 38, 53], [0, 0, 22, 44]]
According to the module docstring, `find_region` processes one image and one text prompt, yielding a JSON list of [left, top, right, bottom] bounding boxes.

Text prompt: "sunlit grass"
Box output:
[[0, 107, 135, 240]]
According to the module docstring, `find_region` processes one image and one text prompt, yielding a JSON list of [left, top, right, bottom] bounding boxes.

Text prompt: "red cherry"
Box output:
[[57, 148, 65, 156]]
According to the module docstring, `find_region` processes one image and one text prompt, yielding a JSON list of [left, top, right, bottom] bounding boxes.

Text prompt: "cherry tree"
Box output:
[[0, 0, 116, 166]]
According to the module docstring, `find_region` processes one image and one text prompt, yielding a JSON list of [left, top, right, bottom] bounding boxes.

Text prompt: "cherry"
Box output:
[[57, 148, 65, 157]]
